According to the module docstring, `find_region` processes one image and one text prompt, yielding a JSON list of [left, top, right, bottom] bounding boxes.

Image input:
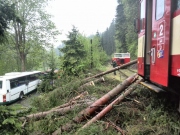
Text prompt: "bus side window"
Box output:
[[28, 74, 37, 82], [10, 79, 18, 89], [0, 81, 2, 89], [18, 76, 26, 85]]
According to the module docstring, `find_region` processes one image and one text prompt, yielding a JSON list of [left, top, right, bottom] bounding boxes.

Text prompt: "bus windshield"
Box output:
[[114, 54, 122, 58]]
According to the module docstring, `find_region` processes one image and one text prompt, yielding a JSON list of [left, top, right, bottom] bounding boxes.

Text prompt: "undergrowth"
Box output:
[[2, 70, 180, 134]]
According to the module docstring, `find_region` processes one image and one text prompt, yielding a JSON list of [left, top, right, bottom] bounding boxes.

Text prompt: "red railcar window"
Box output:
[[172, 0, 180, 12], [156, 0, 165, 20], [176, 0, 180, 9], [140, 0, 145, 31]]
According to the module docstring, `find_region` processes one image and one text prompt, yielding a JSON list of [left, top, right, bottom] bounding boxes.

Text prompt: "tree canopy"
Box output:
[[0, 1, 14, 36], [6, 0, 59, 71], [60, 26, 86, 76]]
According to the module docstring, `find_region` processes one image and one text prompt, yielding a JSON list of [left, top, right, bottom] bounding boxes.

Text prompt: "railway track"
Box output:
[[116, 64, 137, 80]]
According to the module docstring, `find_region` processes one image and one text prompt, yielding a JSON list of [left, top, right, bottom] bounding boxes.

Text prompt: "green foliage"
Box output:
[[121, 0, 138, 59], [77, 33, 108, 70], [3, 0, 60, 71], [101, 20, 116, 55], [100, 1, 138, 58], [103, 0, 138, 59], [115, 3, 127, 53], [0, 1, 21, 37], [104, 86, 180, 135], [5, 68, 179, 135], [0, 43, 19, 75], [0, 105, 30, 134], [0, 0, 60, 73], [38, 70, 57, 93], [32, 75, 82, 111], [77, 122, 118, 135], [60, 26, 86, 76], [90, 33, 108, 67]]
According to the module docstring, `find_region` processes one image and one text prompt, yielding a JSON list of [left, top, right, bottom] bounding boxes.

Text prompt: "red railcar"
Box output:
[[135, 0, 180, 112], [112, 53, 130, 66]]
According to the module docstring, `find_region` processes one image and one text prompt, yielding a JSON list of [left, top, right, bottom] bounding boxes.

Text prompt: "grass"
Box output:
[[21, 68, 180, 134]]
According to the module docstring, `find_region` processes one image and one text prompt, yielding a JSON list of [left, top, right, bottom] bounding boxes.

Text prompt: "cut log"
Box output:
[[106, 119, 125, 135], [52, 91, 89, 110], [93, 77, 105, 83], [83, 60, 137, 82], [79, 77, 105, 90], [73, 74, 138, 123], [79, 81, 94, 90], [81, 78, 143, 129], [20, 100, 92, 121], [52, 74, 138, 133]]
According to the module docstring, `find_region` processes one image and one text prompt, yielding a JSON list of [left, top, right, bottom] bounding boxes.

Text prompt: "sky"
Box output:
[[47, 0, 118, 47]]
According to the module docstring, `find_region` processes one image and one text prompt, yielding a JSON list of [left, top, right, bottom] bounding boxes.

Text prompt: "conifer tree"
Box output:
[[60, 26, 86, 76], [115, 1, 127, 53]]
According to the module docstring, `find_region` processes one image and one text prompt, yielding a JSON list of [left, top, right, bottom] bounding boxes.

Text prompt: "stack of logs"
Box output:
[[20, 60, 141, 134]]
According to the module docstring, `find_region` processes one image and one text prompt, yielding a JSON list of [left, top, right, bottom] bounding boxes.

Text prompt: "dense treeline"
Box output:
[[59, 26, 108, 76], [101, 20, 116, 55], [0, 0, 139, 75], [0, 0, 60, 75], [101, 0, 139, 59], [1, 1, 180, 135], [0, 0, 109, 76]]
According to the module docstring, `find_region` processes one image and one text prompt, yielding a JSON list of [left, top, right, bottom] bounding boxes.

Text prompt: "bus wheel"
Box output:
[[19, 92, 24, 99]]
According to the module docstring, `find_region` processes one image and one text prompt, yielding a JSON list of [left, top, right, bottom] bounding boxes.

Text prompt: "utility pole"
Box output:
[[90, 39, 93, 68]]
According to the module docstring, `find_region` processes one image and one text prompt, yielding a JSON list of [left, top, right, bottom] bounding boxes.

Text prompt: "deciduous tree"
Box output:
[[7, 0, 59, 71]]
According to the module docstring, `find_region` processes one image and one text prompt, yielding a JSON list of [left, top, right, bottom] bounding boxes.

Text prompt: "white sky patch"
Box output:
[[46, 0, 118, 46]]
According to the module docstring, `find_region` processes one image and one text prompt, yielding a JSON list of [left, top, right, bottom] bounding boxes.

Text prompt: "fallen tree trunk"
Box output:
[[79, 77, 105, 90], [81, 78, 143, 129], [52, 74, 138, 134], [52, 91, 89, 110], [73, 73, 138, 123], [83, 59, 137, 82], [20, 91, 92, 121], [79, 81, 94, 90], [93, 77, 105, 83], [20, 100, 92, 121], [106, 119, 125, 135]]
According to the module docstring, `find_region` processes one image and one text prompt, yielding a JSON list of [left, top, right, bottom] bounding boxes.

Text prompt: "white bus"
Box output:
[[0, 71, 41, 105]]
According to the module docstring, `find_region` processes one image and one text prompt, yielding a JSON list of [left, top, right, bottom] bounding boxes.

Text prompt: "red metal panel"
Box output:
[[173, 9, 180, 18], [137, 0, 146, 77], [124, 58, 130, 64], [171, 55, 180, 77], [150, 0, 171, 86]]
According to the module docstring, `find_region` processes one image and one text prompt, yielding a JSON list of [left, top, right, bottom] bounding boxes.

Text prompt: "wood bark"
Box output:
[[73, 74, 138, 123], [13, 20, 27, 71], [20, 91, 90, 121], [106, 119, 125, 135], [83, 59, 137, 82], [82, 78, 143, 129], [79, 77, 105, 90], [52, 74, 138, 134], [52, 91, 89, 111], [20, 101, 92, 121]]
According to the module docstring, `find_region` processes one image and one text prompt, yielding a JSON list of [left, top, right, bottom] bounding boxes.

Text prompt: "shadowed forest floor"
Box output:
[[7, 64, 180, 135]]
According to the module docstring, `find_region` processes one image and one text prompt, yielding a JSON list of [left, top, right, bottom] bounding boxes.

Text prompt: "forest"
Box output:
[[2, 0, 179, 135], [0, 0, 138, 75]]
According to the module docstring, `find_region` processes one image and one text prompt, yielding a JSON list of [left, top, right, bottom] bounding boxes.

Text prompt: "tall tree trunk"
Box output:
[[20, 53, 26, 71], [14, 21, 27, 72]]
